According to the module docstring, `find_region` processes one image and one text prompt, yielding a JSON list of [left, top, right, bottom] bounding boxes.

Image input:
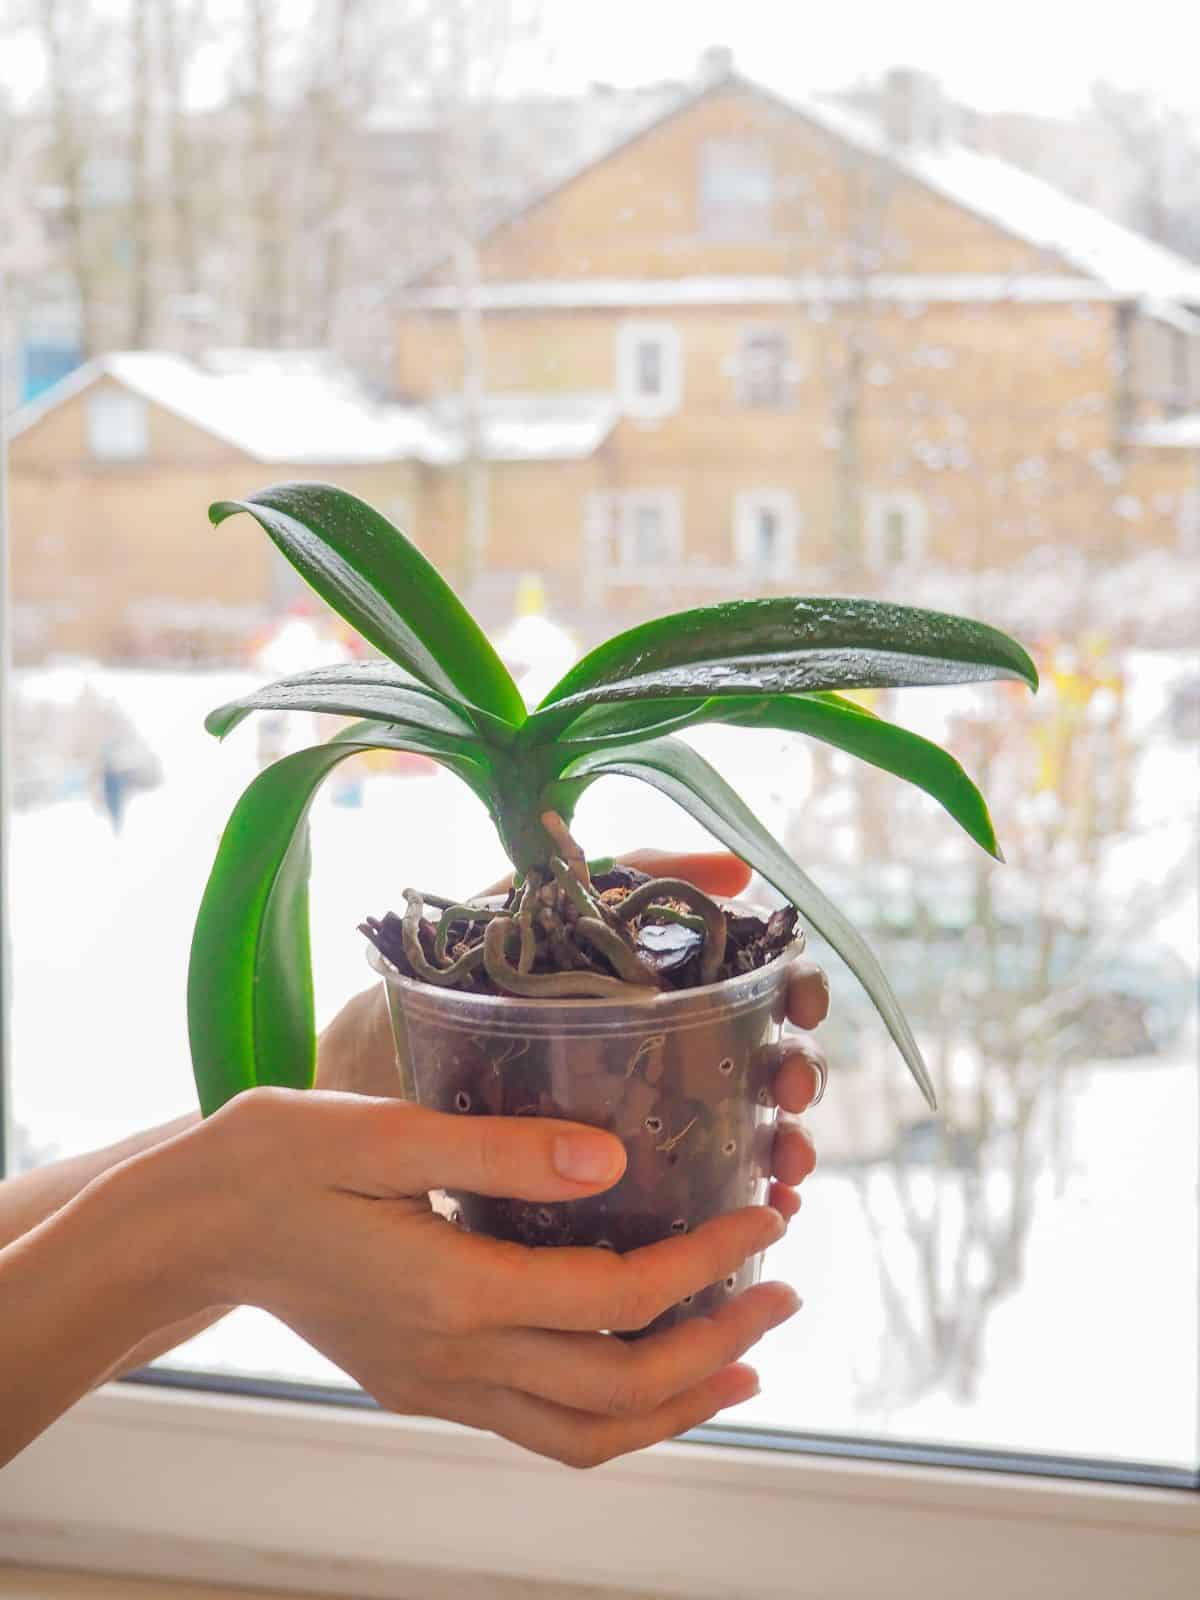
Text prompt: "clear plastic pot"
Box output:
[[368, 915, 798, 1335]]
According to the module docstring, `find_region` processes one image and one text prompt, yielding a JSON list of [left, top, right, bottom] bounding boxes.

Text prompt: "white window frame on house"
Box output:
[[586, 489, 683, 574], [697, 137, 774, 239], [734, 489, 799, 578], [865, 489, 929, 570], [615, 320, 682, 420], [1179, 486, 1200, 555], [85, 384, 148, 461], [735, 326, 797, 409]]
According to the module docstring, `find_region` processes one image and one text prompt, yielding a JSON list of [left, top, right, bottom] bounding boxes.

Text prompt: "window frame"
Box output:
[[85, 383, 149, 462], [735, 326, 795, 409], [585, 488, 684, 574], [0, 1377, 1195, 1598], [615, 320, 682, 420], [697, 137, 774, 240], [1, 273, 1197, 1600], [865, 488, 929, 570], [733, 489, 799, 577]]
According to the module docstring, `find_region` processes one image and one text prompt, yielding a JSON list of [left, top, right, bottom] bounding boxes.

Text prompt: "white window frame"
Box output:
[[1179, 486, 1200, 555], [0, 1384, 1195, 1598], [736, 326, 797, 409], [85, 384, 148, 461], [615, 321, 682, 420], [586, 489, 683, 573], [734, 490, 799, 578], [698, 137, 774, 240], [865, 489, 929, 571]]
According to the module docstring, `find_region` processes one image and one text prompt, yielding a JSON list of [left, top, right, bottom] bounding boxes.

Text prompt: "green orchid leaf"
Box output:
[[187, 728, 498, 1117], [204, 664, 505, 751], [533, 597, 1038, 732], [558, 692, 999, 857], [553, 689, 879, 749], [561, 735, 938, 1108], [210, 483, 526, 725]]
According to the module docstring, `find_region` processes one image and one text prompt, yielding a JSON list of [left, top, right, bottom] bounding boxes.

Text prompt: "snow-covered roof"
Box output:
[[765, 79, 1200, 306], [1127, 414, 1200, 449], [431, 391, 619, 460], [402, 273, 1125, 313], [8, 350, 457, 465], [8, 354, 616, 465], [414, 67, 1200, 312]]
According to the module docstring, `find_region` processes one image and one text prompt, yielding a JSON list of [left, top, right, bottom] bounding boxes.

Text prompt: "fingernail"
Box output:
[[554, 1132, 625, 1184], [809, 1056, 828, 1108]]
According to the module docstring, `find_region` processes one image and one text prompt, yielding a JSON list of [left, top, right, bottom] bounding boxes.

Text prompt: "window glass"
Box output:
[[2, 9, 1197, 1479], [635, 339, 663, 397], [699, 139, 773, 238], [738, 330, 789, 408], [617, 322, 681, 417]]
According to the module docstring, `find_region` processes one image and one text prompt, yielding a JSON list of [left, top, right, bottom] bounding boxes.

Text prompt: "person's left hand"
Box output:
[[316, 848, 829, 1219]]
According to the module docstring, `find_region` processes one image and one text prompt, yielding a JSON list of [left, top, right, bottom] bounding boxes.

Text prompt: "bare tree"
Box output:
[[1088, 81, 1200, 262], [244, 0, 287, 345], [34, 0, 108, 355], [160, 0, 207, 305], [127, 0, 153, 346]]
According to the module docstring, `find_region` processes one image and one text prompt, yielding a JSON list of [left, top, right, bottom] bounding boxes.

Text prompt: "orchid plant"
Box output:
[[187, 483, 1037, 1117]]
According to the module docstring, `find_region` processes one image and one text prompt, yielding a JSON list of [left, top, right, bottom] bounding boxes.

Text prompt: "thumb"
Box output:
[[336, 1097, 628, 1201]]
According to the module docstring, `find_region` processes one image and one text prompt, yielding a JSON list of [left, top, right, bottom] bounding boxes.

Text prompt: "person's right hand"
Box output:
[[165, 1087, 798, 1469]]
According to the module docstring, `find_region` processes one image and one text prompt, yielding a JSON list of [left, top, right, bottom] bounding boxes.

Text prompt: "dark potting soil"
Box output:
[[358, 863, 800, 995]]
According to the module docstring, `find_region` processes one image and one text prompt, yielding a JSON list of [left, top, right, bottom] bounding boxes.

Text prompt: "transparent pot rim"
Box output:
[[365, 897, 804, 1036]]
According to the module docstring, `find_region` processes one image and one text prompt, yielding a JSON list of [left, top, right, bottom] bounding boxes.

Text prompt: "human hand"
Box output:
[[174, 1088, 798, 1467], [318, 848, 830, 1214]]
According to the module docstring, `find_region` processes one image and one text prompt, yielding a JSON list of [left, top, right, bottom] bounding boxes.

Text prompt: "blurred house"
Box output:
[[9, 63, 1200, 661], [392, 63, 1200, 626], [7, 349, 610, 660]]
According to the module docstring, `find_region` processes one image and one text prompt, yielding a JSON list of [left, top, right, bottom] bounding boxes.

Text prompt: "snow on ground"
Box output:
[[7, 661, 1198, 1467]]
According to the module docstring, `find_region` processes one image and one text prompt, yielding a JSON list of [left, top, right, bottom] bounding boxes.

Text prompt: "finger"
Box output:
[[771, 1121, 817, 1187], [453, 1205, 785, 1334], [786, 961, 831, 1030], [774, 1040, 828, 1113], [446, 1362, 762, 1469], [307, 1095, 628, 1201], [450, 1281, 800, 1416], [768, 1180, 801, 1219], [616, 849, 752, 898]]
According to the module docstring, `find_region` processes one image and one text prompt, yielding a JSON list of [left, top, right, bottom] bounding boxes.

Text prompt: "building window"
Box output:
[[1180, 488, 1200, 556], [616, 322, 682, 419], [585, 490, 682, 571], [734, 490, 798, 576], [698, 138, 773, 238], [865, 490, 928, 569], [86, 386, 147, 460], [737, 328, 792, 408]]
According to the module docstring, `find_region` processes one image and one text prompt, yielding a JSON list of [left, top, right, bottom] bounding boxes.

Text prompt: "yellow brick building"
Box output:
[[10, 68, 1199, 660]]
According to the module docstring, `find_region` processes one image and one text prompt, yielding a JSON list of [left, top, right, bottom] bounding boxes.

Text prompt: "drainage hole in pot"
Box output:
[[670, 1218, 688, 1234], [718, 1056, 734, 1075], [454, 1090, 472, 1112], [724, 1276, 736, 1291], [722, 1139, 737, 1156], [644, 1116, 663, 1134]]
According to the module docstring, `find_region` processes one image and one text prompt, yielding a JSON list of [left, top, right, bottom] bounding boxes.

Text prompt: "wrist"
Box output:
[[95, 1116, 243, 1322]]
